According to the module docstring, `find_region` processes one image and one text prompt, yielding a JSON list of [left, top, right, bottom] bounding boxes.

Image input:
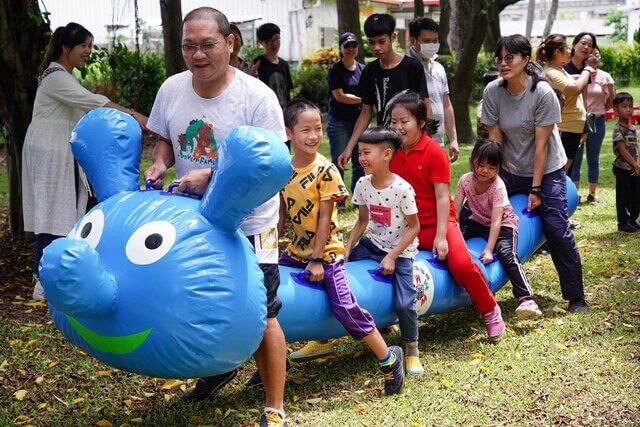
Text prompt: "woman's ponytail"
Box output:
[[525, 61, 547, 92], [38, 26, 65, 76]]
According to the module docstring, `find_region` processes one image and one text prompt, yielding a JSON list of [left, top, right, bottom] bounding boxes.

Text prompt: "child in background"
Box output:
[[476, 71, 499, 140], [345, 127, 422, 375], [611, 92, 640, 234], [279, 99, 405, 395], [388, 92, 506, 340], [454, 139, 542, 319], [252, 23, 293, 109]]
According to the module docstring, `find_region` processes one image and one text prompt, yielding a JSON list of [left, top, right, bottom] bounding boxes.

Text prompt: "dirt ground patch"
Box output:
[[0, 214, 49, 323]]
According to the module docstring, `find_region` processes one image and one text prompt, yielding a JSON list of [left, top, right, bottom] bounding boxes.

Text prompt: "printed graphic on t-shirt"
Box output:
[[177, 117, 218, 165], [370, 204, 392, 227], [254, 227, 278, 264], [269, 73, 289, 107]]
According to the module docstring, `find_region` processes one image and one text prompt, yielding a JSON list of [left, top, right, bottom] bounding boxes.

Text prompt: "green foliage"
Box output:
[[634, 27, 640, 44], [292, 63, 329, 112], [437, 52, 496, 102], [604, 9, 628, 42], [241, 44, 264, 64], [300, 47, 340, 67], [292, 47, 339, 112], [80, 43, 166, 115], [598, 42, 640, 86]]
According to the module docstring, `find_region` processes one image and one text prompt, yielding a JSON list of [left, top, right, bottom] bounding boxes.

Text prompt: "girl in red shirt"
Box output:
[[388, 92, 505, 340]]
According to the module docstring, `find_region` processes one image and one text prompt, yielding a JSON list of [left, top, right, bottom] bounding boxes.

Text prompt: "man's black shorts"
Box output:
[[247, 235, 282, 318]]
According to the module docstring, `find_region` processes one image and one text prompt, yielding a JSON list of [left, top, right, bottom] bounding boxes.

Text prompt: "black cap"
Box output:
[[339, 32, 358, 48]]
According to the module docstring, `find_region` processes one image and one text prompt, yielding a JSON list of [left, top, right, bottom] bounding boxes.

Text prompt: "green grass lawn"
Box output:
[[2, 109, 640, 426]]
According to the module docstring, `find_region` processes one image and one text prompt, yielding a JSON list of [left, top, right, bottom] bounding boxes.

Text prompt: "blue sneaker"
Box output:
[[380, 346, 405, 395]]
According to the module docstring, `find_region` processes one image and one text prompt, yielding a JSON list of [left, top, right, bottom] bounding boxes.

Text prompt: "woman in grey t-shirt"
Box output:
[[481, 34, 586, 314]]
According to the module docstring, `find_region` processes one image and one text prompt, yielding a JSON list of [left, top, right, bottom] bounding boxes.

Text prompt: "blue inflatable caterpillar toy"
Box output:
[[40, 109, 577, 378], [39, 108, 292, 379]]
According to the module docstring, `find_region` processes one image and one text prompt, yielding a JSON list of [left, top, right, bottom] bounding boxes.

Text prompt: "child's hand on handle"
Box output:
[[379, 255, 396, 275], [527, 193, 541, 212], [306, 261, 325, 282], [433, 236, 449, 260], [480, 249, 494, 265]]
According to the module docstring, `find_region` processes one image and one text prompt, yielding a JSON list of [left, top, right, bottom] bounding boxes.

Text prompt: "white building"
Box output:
[[499, 0, 624, 42], [41, 0, 398, 63], [626, 0, 640, 43]]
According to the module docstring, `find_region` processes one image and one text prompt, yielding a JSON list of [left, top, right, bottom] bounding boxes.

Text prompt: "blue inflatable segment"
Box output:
[[277, 180, 579, 341], [70, 108, 141, 200], [40, 108, 292, 379], [41, 108, 579, 377]]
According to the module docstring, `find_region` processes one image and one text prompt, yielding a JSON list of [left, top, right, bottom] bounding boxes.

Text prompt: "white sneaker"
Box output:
[[515, 298, 542, 319], [32, 278, 45, 301]]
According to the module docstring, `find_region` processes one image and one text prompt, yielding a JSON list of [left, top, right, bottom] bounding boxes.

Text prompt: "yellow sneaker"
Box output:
[[289, 341, 336, 362], [404, 355, 424, 376]]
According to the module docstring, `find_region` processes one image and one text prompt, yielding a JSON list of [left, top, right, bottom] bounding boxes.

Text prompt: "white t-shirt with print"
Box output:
[[148, 69, 287, 236], [352, 174, 419, 259]]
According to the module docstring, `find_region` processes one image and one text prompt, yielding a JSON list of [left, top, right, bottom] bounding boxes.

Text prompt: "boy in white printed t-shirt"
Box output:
[[345, 127, 423, 376]]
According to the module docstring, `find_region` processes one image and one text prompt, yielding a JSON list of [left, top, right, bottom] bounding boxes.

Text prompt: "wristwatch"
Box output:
[[308, 257, 324, 264]]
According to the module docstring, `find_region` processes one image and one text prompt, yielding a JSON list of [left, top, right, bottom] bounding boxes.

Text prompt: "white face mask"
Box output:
[[420, 42, 439, 58]]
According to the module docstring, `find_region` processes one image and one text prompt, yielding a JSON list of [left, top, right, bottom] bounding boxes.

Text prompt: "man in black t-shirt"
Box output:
[[252, 23, 293, 109], [338, 13, 431, 171]]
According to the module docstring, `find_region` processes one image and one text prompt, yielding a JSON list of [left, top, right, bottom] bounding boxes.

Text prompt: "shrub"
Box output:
[[81, 43, 166, 115], [292, 47, 339, 112], [241, 44, 264, 64], [599, 41, 640, 86], [437, 51, 496, 102]]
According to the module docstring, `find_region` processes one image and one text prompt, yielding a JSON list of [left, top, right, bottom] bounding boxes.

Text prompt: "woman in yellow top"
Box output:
[[537, 34, 594, 173]]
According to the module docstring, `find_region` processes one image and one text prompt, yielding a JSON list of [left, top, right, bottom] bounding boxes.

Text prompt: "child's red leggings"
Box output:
[[418, 220, 497, 315]]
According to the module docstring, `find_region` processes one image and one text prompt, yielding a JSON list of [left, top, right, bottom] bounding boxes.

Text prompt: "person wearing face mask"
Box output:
[[407, 17, 459, 162]]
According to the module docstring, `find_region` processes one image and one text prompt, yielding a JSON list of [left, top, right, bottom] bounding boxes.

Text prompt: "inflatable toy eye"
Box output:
[[125, 221, 176, 265], [75, 209, 105, 249]]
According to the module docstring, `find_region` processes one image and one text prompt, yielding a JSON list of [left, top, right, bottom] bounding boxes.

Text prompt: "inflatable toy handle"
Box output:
[[367, 267, 392, 284], [145, 180, 153, 190], [167, 182, 179, 194], [290, 270, 324, 290], [427, 256, 448, 270], [521, 207, 539, 219]]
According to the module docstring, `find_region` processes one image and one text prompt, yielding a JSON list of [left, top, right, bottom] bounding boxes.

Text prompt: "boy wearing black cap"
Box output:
[[252, 23, 293, 109]]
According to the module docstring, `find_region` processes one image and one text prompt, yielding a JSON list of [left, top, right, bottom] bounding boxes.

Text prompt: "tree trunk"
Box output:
[[483, 0, 522, 53], [414, 0, 425, 17], [0, 1, 50, 235], [525, 0, 536, 39], [542, 0, 559, 37], [336, 0, 363, 62], [449, 0, 490, 145], [439, 0, 451, 55], [160, 0, 185, 77]]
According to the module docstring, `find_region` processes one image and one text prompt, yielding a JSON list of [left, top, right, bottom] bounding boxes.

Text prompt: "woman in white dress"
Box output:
[[22, 22, 147, 300]]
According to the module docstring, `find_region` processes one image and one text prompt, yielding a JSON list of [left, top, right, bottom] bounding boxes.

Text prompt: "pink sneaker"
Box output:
[[482, 305, 505, 341], [515, 298, 542, 319]]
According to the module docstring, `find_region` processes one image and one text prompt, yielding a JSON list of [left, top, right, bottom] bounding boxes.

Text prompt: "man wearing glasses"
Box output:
[[251, 23, 294, 110], [144, 7, 288, 427]]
